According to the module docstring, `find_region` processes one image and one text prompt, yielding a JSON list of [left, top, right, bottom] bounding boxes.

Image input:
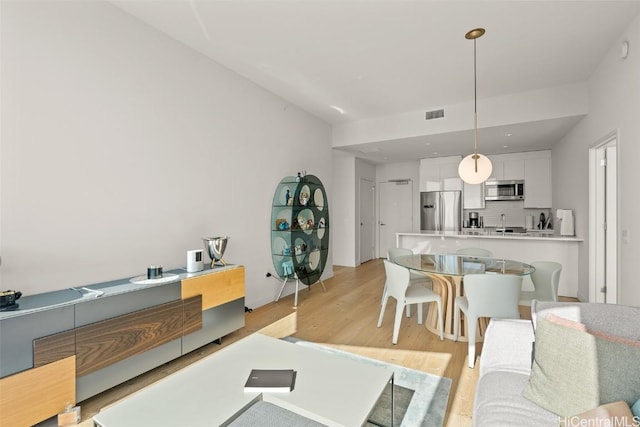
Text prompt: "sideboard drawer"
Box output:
[[182, 266, 245, 310], [0, 356, 75, 427]]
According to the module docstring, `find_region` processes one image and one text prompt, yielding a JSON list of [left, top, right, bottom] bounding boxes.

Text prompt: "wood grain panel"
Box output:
[[75, 300, 184, 377], [181, 267, 245, 310], [0, 356, 75, 427], [33, 329, 76, 368], [183, 295, 203, 335]]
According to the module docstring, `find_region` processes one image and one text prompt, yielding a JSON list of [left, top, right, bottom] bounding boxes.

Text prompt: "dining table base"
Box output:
[[424, 273, 489, 342]]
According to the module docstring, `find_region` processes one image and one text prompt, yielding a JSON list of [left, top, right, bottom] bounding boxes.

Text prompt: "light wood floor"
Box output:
[[76, 259, 572, 426]]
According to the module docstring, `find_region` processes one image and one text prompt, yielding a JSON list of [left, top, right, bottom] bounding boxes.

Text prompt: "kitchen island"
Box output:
[[396, 231, 583, 297]]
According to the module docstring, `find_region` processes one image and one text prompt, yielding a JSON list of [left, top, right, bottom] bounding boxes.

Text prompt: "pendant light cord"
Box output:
[[460, 27, 490, 184], [473, 37, 478, 172]]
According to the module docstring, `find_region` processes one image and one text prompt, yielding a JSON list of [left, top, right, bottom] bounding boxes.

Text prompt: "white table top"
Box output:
[[93, 333, 394, 427]]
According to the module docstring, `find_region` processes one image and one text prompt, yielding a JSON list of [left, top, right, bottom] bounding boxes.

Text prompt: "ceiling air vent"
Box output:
[[425, 109, 445, 120]]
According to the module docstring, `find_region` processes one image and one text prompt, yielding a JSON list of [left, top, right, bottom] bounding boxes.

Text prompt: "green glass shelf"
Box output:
[[270, 174, 330, 286]]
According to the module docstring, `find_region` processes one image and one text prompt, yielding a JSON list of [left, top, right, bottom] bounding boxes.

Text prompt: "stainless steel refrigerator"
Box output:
[[420, 191, 462, 231]]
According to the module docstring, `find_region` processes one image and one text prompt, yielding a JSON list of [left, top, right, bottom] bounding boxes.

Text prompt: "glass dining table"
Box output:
[[393, 253, 535, 342]]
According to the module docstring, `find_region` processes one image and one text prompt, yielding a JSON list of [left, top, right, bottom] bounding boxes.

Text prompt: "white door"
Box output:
[[604, 146, 617, 303], [359, 178, 375, 264], [378, 180, 413, 258], [590, 136, 618, 303]]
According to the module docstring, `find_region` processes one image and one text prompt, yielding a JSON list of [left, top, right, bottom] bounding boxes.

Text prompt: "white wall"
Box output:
[[0, 1, 333, 308], [331, 152, 356, 266], [330, 153, 375, 267], [552, 14, 640, 305]]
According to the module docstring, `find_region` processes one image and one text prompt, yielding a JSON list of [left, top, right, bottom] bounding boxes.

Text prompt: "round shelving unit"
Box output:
[[271, 174, 329, 304]]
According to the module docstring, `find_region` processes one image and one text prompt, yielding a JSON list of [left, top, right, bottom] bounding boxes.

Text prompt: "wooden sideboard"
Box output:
[[0, 265, 245, 427]]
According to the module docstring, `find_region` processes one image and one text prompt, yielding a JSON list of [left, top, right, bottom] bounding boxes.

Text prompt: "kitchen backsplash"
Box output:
[[464, 201, 551, 229]]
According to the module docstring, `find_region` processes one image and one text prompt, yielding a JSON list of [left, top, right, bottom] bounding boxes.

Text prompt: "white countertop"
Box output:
[[397, 230, 583, 242]]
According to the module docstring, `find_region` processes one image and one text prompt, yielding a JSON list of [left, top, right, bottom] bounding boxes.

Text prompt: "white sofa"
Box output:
[[473, 300, 640, 427]]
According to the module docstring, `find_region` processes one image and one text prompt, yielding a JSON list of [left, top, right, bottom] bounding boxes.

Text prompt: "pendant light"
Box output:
[[458, 28, 493, 184]]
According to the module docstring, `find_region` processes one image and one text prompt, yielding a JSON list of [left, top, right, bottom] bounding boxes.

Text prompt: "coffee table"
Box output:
[[93, 333, 394, 426]]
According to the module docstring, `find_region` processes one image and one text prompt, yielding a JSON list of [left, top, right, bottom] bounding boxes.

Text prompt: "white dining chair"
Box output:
[[519, 261, 562, 306], [453, 273, 522, 368], [455, 248, 493, 257], [387, 248, 432, 284], [378, 260, 444, 344], [387, 248, 433, 318]]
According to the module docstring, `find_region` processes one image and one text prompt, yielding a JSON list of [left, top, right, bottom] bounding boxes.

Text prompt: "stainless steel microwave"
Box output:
[[484, 180, 524, 201]]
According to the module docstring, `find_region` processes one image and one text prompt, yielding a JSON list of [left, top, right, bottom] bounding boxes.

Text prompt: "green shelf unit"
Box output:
[[270, 175, 329, 287]]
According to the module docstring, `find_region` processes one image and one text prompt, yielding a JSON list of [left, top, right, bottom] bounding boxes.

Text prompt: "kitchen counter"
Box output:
[[401, 230, 583, 242], [0, 264, 239, 320], [396, 231, 583, 297]]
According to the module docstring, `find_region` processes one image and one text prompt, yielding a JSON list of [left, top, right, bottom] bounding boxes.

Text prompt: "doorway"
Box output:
[[359, 178, 375, 264], [589, 133, 618, 303], [378, 180, 413, 258]]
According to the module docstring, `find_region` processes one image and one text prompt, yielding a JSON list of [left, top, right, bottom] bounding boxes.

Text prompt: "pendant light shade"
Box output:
[[459, 27, 493, 184], [458, 153, 493, 184]]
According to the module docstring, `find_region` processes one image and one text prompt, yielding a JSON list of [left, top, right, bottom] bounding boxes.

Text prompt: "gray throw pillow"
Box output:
[[523, 317, 599, 415], [523, 317, 640, 416]]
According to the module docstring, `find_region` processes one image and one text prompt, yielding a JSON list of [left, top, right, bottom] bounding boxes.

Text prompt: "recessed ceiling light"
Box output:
[[330, 105, 345, 114], [506, 133, 512, 137], [425, 142, 431, 146], [503, 145, 509, 148], [433, 152, 439, 155]]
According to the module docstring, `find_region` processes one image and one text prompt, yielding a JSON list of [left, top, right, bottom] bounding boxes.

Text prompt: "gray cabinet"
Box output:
[[0, 305, 74, 377], [182, 298, 244, 353], [74, 281, 181, 326], [75, 282, 184, 401], [0, 266, 246, 419]]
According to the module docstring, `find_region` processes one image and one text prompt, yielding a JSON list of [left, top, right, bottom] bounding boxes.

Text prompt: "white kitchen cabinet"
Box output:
[[488, 157, 503, 180], [443, 177, 463, 191], [463, 182, 485, 209], [524, 157, 552, 208], [419, 156, 462, 191], [503, 159, 525, 180], [420, 158, 441, 191], [488, 157, 525, 180], [439, 161, 460, 180]]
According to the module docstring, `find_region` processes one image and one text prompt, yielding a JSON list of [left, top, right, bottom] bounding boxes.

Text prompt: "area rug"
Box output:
[[368, 382, 414, 426], [286, 338, 452, 427]]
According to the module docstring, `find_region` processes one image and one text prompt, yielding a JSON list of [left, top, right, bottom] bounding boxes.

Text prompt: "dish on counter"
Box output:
[[129, 273, 180, 285]]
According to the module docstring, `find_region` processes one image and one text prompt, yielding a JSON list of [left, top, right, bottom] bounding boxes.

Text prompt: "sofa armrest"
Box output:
[[532, 300, 640, 340], [479, 318, 535, 377]]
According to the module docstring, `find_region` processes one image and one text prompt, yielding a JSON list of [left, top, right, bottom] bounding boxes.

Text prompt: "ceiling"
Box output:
[[112, 0, 640, 164]]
